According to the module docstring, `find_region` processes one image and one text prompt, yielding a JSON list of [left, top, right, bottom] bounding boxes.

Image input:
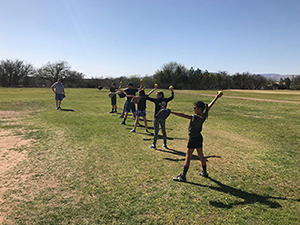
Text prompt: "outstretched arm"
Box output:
[[171, 111, 191, 119]]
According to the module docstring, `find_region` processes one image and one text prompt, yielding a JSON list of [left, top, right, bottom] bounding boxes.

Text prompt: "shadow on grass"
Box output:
[[60, 108, 75, 112], [186, 177, 287, 208], [155, 147, 221, 162], [142, 136, 179, 141]]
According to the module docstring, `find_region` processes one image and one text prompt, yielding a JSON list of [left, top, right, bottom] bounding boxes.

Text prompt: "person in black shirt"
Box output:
[[119, 81, 142, 125], [103, 82, 121, 113], [130, 85, 157, 133], [172, 92, 223, 182], [147, 86, 174, 149]]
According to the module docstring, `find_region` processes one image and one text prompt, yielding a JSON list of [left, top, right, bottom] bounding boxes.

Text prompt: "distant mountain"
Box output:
[[260, 73, 300, 81]]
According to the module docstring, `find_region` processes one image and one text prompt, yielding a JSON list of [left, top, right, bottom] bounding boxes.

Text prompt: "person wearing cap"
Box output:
[[51, 78, 65, 110], [119, 81, 142, 125]]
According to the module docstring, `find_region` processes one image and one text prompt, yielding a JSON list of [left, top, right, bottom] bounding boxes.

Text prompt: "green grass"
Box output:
[[1, 88, 299, 224]]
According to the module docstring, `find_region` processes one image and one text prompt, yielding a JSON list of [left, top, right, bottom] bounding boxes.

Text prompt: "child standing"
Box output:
[[119, 81, 143, 125], [103, 82, 122, 113], [147, 86, 174, 149], [172, 91, 223, 182], [130, 85, 157, 133]]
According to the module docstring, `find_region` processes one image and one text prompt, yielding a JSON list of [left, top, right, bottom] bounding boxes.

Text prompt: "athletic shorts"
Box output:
[[187, 135, 203, 148], [111, 95, 116, 105], [55, 93, 64, 101], [125, 101, 136, 113], [136, 110, 146, 117]]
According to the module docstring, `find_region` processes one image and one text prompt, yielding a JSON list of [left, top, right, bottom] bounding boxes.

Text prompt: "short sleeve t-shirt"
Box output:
[[137, 96, 148, 110], [188, 115, 206, 138], [110, 86, 117, 92], [124, 88, 138, 102], [51, 82, 64, 94]]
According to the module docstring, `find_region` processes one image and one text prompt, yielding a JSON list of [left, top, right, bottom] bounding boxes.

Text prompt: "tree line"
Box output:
[[1, 59, 300, 90]]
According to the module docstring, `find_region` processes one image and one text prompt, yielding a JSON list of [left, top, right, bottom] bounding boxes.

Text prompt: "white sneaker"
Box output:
[[162, 144, 168, 149], [149, 144, 156, 149]]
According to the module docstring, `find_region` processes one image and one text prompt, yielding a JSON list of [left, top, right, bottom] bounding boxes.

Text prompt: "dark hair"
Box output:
[[194, 101, 206, 111], [157, 91, 164, 98], [112, 83, 116, 86], [139, 90, 146, 96]]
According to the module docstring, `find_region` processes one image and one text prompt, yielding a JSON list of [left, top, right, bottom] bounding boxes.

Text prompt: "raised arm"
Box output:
[[147, 85, 157, 96], [118, 82, 122, 90], [137, 79, 143, 91], [207, 91, 223, 110]]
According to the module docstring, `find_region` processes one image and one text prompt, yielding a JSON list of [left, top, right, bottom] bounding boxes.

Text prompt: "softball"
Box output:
[[217, 91, 223, 94], [120, 81, 122, 84], [140, 79, 143, 82], [154, 84, 158, 87], [169, 85, 173, 89]]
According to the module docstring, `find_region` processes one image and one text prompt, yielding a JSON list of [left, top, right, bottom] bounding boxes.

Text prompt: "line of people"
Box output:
[[104, 80, 223, 182]]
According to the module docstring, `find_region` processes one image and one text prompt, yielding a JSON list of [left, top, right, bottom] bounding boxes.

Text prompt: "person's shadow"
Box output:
[[186, 177, 298, 208], [60, 108, 75, 112], [149, 146, 221, 162]]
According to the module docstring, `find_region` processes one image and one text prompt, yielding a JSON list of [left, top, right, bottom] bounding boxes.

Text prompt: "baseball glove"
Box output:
[[155, 109, 171, 120], [118, 92, 126, 98], [108, 92, 115, 98]]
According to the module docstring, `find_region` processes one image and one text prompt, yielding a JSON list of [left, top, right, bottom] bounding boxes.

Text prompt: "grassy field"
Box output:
[[0, 88, 299, 224]]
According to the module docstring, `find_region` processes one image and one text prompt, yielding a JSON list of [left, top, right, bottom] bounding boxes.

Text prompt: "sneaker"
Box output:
[[173, 174, 186, 182], [56, 107, 59, 110], [119, 115, 124, 118], [109, 111, 114, 113], [199, 171, 209, 178], [58, 106, 61, 109], [130, 129, 136, 133], [145, 129, 149, 132], [120, 121, 126, 125], [149, 144, 156, 149], [162, 144, 168, 149]]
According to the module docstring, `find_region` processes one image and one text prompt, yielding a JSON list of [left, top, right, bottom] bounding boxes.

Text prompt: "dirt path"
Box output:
[[0, 111, 34, 224], [176, 90, 300, 104]]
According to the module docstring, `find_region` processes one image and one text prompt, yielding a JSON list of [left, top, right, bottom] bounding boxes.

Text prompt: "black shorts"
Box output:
[[187, 135, 203, 148], [111, 95, 116, 105]]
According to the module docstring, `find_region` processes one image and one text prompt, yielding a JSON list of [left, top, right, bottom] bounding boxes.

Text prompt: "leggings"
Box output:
[[153, 118, 167, 146]]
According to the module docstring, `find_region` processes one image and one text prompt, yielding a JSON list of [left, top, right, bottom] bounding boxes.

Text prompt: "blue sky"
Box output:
[[1, 0, 299, 78]]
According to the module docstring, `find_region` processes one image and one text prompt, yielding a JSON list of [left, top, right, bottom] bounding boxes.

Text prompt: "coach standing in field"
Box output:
[[51, 78, 65, 110]]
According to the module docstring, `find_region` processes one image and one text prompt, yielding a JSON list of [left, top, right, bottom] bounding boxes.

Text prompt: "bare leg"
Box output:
[[132, 117, 140, 131], [196, 148, 206, 167], [196, 147, 208, 176], [184, 148, 195, 168], [143, 116, 148, 130]]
